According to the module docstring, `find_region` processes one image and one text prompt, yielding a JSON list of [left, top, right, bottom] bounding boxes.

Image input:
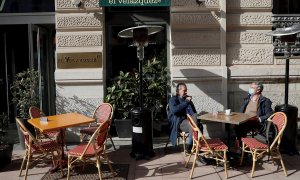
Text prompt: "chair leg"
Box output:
[[277, 151, 287, 176], [19, 150, 28, 177], [56, 150, 64, 177], [67, 156, 71, 180], [79, 133, 84, 142], [185, 153, 193, 168], [240, 142, 245, 166], [109, 136, 116, 150], [251, 150, 257, 178], [24, 151, 31, 180], [190, 153, 197, 179], [96, 155, 102, 180], [224, 150, 228, 178], [182, 135, 186, 153], [103, 152, 117, 177], [164, 136, 170, 150]]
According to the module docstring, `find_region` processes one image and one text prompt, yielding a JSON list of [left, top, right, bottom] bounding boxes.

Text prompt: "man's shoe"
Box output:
[[185, 144, 193, 154]]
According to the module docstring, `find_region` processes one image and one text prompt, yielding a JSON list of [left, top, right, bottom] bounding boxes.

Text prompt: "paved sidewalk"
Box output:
[[1, 137, 300, 179]]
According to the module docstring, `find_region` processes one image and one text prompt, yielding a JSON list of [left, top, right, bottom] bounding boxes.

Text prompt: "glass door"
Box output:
[[29, 24, 56, 115]]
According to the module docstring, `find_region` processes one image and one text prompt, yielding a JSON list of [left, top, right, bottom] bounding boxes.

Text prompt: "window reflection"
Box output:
[[0, 0, 54, 13]]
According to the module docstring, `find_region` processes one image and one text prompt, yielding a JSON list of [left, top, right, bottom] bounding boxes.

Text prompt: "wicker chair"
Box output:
[[67, 117, 116, 180], [79, 103, 116, 150], [16, 118, 62, 180], [240, 112, 288, 177], [164, 104, 189, 153], [185, 114, 228, 179], [29, 106, 61, 141]]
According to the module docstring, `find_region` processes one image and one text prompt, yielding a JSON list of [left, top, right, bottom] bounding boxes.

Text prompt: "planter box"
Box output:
[[114, 119, 132, 138]]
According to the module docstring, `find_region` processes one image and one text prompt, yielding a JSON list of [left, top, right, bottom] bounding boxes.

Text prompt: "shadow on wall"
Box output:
[[56, 90, 100, 143], [178, 68, 246, 138]]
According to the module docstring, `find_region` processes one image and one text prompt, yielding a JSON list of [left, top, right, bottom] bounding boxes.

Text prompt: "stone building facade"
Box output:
[[55, 0, 300, 138]]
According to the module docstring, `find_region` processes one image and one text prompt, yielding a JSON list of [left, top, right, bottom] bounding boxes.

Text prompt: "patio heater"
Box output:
[[118, 25, 163, 159], [266, 24, 300, 155]]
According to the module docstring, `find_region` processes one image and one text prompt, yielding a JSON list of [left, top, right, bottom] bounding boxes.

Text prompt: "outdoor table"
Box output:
[[28, 112, 95, 171], [198, 112, 255, 148]]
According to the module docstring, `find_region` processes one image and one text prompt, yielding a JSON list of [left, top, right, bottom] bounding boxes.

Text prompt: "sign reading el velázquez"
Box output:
[[57, 52, 102, 69], [99, 0, 170, 6]]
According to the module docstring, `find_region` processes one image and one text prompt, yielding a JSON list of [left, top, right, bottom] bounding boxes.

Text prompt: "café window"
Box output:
[[0, 0, 54, 13], [273, 0, 300, 14]]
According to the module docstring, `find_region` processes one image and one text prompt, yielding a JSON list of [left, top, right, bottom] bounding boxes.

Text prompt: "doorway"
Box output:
[[0, 24, 55, 122], [105, 6, 170, 84]]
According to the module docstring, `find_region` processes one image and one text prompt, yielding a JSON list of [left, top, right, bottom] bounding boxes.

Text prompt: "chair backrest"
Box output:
[[80, 117, 111, 158], [29, 106, 46, 118], [93, 103, 113, 124], [268, 112, 287, 149], [15, 118, 45, 153], [186, 114, 213, 153]]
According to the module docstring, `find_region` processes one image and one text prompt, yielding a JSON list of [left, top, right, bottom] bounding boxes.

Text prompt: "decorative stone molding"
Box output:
[[227, 0, 272, 9], [227, 13, 272, 27], [56, 0, 101, 9], [171, 13, 220, 29], [56, 31, 102, 47], [56, 13, 103, 30], [171, 0, 219, 11], [172, 31, 220, 47], [227, 47, 274, 64], [172, 49, 221, 66], [171, 0, 219, 7], [272, 15, 300, 28], [227, 31, 272, 44], [276, 59, 300, 65]]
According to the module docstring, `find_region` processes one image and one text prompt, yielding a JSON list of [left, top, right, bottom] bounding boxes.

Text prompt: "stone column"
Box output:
[[55, 0, 104, 116]]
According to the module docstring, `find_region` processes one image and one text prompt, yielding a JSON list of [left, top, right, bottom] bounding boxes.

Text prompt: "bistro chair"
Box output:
[[16, 118, 63, 180], [79, 103, 116, 150], [185, 114, 228, 179], [67, 117, 116, 180], [240, 112, 288, 177], [164, 104, 189, 153], [29, 106, 61, 142]]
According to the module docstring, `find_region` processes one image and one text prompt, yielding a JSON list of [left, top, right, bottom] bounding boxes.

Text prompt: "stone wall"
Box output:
[[170, 0, 300, 138], [55, 0, 103, 116], [55, 0, 300, 140]]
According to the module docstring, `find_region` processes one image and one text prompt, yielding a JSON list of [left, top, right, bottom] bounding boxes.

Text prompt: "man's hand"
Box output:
[[185, 96, 192, 102]]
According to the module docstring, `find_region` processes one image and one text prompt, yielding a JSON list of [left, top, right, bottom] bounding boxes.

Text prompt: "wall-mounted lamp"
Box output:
[[195, 0, 205, 6], [71, 0, 82, 7]]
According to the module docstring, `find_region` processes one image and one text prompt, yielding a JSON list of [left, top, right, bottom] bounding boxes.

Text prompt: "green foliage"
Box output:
[[10, 68, 39, 119], [105, 59, 169, 119], [0, 112, 9, 145]]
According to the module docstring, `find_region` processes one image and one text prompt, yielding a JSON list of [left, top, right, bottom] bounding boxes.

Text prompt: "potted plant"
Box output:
[[0, 112, 13, 169], [10, 68, 39, 149], [105, 59, 169, 138]]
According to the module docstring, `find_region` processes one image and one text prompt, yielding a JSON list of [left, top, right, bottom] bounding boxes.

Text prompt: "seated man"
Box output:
[[235, 82, 273, 151], [168, 82, 199, 153]]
